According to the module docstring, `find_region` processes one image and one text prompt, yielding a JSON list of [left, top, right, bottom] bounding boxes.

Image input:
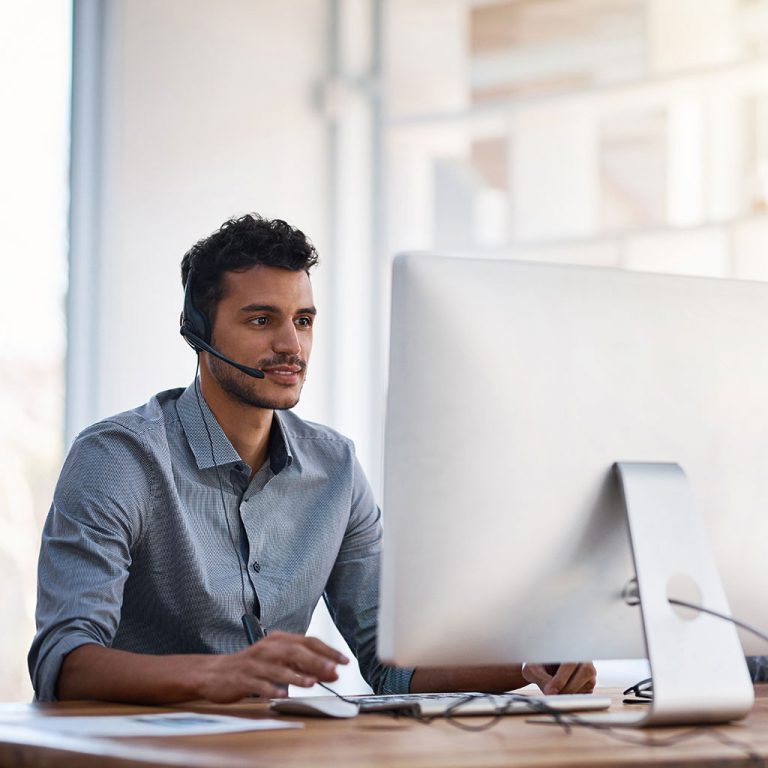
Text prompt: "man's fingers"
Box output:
[[201, 633, 349, 703], [206, 675, 284, 703], [249, 660, 317, 688], [523, 662, 597, 694], [257, 633, 347, 666], [246, 679, 286, 701], [521, 663, 554, 689], [563, 663, 596, 694], [283, 644, 340, 681], [302, 635, 350, 665], [571, 663, 597, 693], [545, 663, 597, 694], [256, 638, 340, 681], [545, 662, 577, 694]]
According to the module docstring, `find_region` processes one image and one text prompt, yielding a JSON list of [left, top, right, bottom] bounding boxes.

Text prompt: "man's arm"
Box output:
[[410, 663, 596, 695], [322, 453, 413, 694], [30, 425, 148, 700], [324, 452, 597, 696], [35, 423, 350, 704], [409, 665, 527, 694], [58, 634, 348, 704]]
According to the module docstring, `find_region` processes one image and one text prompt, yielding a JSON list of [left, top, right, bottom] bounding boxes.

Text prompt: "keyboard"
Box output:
[[324, 692, 610, 717]]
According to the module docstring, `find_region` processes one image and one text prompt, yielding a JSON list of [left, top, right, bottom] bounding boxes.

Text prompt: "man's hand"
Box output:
[[521, 662, 596, 695], [197, 632, 349, 702], [58, 634, 348, 705]]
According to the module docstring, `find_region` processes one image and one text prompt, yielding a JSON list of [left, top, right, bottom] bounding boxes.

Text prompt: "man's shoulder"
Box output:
[[278, 410, 355, 451], [76, 388, 185, 443], [57, 389, 187, 507]]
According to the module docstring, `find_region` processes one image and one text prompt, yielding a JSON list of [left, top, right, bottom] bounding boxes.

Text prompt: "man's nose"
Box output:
[[273, 321, 301, 355]]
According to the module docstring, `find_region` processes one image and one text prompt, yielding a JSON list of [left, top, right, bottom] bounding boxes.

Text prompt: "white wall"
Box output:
[[69, 0, 332, 437], [69, 0, 378, 694]]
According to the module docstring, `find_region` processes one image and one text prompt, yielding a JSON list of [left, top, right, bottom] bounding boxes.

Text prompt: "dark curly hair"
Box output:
[[180, 213, 319, 319]]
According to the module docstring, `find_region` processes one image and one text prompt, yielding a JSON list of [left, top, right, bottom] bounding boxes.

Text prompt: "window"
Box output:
[[0, 3, 71, 700]]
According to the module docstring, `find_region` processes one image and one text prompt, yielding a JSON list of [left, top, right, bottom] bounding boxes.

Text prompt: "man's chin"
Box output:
[[234, 387, 301, 411], [230, 392, 300, 410], [257, 383, 303, 411], [269, 396, 301, 411]]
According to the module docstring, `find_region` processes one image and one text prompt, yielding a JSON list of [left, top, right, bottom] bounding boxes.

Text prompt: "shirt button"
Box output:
[[252, 562, 261, 573], [235, 463, 245, 472]]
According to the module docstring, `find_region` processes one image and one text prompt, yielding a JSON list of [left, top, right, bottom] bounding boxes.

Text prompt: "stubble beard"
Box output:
[[208, 354, 304, 411]]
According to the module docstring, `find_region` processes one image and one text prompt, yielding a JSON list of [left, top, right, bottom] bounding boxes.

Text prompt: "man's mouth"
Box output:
[[261, 365, 303, 379]]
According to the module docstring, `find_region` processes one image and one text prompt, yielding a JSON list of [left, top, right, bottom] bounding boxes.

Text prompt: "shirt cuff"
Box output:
[[747, 656, 768, 683], [32, 632, 104, 702], [379, 665, 415, 695]]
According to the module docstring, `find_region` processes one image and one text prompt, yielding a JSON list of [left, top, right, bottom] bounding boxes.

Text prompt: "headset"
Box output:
[[181, 269, 267, 644], [180, 273, 265, 379]]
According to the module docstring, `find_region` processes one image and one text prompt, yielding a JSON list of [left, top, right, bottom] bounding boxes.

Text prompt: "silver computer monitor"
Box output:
[[378, 253, 768, 672]]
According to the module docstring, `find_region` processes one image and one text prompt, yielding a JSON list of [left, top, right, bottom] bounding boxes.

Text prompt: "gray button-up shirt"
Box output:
[[29, 383, 412, 701], [748, 656, 768, 683]]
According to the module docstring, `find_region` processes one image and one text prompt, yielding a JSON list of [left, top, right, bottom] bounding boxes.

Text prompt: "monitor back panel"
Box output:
[[379, 254, 768, 665]]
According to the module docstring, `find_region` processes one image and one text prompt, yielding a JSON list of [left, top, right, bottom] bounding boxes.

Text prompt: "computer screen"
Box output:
[[378, 253, 768, 671]]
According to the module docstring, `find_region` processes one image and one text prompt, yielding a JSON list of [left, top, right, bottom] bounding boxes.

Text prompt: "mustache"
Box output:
[[257, 354, 307, 371]]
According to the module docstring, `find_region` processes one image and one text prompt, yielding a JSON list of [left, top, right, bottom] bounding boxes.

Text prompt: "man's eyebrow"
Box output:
[[239, 304, 278, 313], [239, 304, 317, 315]]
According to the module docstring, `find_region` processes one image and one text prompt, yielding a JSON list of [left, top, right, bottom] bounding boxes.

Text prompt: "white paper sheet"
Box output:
[[8, 711, 303, 737]]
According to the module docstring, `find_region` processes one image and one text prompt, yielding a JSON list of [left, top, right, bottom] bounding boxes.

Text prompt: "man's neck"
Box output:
[[198, 377, 273, 477]]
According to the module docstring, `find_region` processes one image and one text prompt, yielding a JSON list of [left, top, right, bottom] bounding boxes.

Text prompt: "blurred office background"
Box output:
[[3, 0, 768, 700]]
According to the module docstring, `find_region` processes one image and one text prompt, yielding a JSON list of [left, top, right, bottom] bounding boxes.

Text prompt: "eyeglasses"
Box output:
[[622, 677, 653, 704]]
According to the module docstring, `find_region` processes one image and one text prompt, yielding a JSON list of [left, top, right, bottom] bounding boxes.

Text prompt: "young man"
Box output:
[[29, 214, 596, 703]]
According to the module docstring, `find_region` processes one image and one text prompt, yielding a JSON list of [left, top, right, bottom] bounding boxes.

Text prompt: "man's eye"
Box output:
[[295, 317, 314, 328], [250, 317, 268, 326]]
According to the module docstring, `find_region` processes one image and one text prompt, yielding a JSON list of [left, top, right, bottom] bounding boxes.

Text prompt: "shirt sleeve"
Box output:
[[322, 452, 414, 695], [28, 423, 151, 701], [747, 656, 768, 683]]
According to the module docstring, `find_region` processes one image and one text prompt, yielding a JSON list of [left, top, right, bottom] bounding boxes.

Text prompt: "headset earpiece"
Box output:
[[181, 273, 212, 349], [179, 271, 265, 379]]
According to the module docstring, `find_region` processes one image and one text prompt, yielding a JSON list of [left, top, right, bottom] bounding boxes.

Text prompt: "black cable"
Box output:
[[437, 695, 510, 732], [316, 682, 360, 705], [668, 598, 768, 645], [276, 503, 768, 759], [623, 599, 768, 705], [318, 680, 764, 762], [535, 714, 767, 766], [410, 692, 763, 760], [193, 365, 250, 618], [542, 597, 768, 758], [315, 688, 577, 732], [438, 694, 574, 733], [708, 726, 767, 767]]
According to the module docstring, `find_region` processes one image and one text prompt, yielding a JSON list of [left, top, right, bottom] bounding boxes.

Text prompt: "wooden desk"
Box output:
[[1, 687, 767, 768]]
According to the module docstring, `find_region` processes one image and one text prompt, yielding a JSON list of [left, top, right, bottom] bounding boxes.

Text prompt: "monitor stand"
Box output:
[[585, 462, 753, 727]]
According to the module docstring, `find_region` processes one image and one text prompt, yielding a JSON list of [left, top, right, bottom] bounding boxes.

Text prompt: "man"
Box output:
[[30, 214, 596, 703], [748, 657, 768, 683]]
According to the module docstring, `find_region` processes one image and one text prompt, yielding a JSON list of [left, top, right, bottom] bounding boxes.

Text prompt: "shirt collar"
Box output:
[[268, 410, 293, 473], [176, 381, 293, 474]]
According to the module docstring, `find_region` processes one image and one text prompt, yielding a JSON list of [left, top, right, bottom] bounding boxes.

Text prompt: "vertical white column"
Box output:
[[324, 0, 376, 470], [647, 0, 743, 274], [67, 0, 110, 442]]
